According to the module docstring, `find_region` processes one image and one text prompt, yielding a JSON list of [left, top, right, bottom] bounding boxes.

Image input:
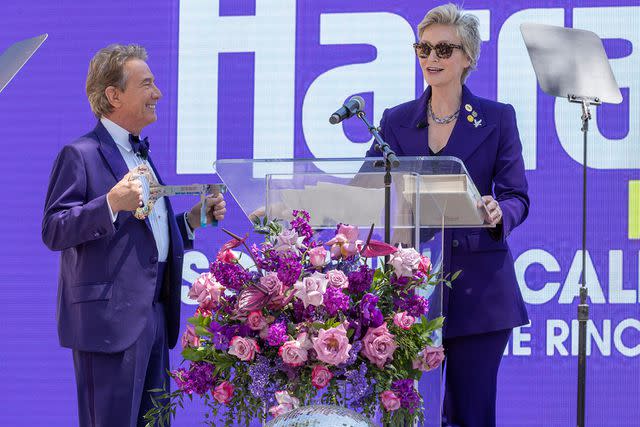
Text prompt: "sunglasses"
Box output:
[[413, 42, 463, 59]]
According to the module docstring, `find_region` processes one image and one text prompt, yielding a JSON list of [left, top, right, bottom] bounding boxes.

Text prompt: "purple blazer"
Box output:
[[366, 85, 530, 338], [42, 122, 192, 353]]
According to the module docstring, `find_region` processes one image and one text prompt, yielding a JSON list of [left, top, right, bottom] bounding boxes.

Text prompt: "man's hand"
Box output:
[[107, 172, 143, 213], [187, 193, 226, 230]]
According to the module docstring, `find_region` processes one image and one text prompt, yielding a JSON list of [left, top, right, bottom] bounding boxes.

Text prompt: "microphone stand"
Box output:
[[355, 110, 399, 270]]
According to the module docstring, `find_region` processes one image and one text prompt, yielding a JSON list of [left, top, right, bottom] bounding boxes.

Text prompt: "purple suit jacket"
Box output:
[[42, 121, 192, 353], [366, 86, 530, 338]]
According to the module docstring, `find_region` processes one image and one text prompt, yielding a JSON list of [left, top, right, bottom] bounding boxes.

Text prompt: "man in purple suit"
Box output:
[[42, 44, 226, 427]]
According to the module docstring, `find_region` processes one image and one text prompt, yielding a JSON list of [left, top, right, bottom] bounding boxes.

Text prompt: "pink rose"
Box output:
[[180, 325, 200, 349], [293, 272, 328, 308], [388, 246, 421, 278], [273, 229, 304, 255], [259, 272, 284, 296], [361, 323, 397, 369], [393, 311, 416, 330], [311, 365, 334, 389], [246, 311, 268, 331], [412, 345, 445, 372], [188, 272, 225, 309], [216, 249, 237, 264], [228, 336, 259, 362], [418, 255, 432, 274], [308, 246, 328, 267], [326, 270, 349, 289], [380, 390, 401, 411], [268, 391, 300, 418], [213, 381, 234, 404], [279, 333, 313, 367], [312, 324, 352, 366], [326, 224, 361, 259]]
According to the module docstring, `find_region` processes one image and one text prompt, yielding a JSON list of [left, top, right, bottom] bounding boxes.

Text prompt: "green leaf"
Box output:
[[451, 269, 462, 281]]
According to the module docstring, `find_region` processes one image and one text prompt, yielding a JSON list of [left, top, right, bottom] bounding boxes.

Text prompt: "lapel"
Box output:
[[95, 120, 153, 231], [95, 121, 129, 182], [396, 85, 496, 161], [440, 85, 496, 162], [395, 88, 430, 156]]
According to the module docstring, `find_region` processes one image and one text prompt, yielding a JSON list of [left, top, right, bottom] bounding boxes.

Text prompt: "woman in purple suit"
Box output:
[[366, 4, 529, 427]]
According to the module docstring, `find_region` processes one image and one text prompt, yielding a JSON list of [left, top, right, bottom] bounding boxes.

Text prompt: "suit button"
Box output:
[[93, 232, 101, 238], [150, 256, 158, 264], [452, 239, 459, 248]]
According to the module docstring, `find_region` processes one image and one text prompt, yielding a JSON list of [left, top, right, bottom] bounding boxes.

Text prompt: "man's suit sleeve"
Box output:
[[175, 212, 194, 251], [42, 145, 115, 251], [492, 104, 530, 242]]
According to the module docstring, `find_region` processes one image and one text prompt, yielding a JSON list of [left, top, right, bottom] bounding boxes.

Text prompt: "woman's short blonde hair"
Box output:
[[86, 44, 148, 118], [417, 3, 481, 83]]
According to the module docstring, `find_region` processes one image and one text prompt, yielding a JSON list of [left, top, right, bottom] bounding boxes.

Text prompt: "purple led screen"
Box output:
[[0, 1, 638, 426]]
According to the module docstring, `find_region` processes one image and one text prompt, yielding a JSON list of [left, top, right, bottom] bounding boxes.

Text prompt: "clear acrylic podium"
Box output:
[[213, 156, 491, 426]]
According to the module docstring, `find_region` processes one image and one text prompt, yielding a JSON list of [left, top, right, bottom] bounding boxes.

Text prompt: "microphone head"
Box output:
[[329, 114, 341, 125], [349, 95, 365, 111]]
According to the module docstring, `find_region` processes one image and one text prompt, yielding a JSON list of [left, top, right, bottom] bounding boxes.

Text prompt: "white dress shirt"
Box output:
[[101, 117, 176, 262]]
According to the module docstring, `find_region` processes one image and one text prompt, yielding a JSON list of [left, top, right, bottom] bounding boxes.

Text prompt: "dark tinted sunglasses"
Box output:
[[413, 42, 463, 59]]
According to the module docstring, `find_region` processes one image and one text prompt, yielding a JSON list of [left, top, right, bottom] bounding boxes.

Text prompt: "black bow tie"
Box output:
[[129, 134, 150, 160]]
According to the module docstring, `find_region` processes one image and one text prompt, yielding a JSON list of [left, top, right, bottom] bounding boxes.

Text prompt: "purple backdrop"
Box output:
[[0, 1, 638, 426]]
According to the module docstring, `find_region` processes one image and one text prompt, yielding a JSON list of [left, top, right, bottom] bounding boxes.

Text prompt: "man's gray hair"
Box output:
[[417, 3, 481, 83], [86, 44, 148, 118]]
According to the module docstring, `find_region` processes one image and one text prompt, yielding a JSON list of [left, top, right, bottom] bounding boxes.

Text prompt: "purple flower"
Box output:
[[360, 293, 384, 328], [291, 210, 313, 245], [345, 363, 374, 408], [210, 260, 252, 291], [339, 340, 362, 367], [395, 292, 430, 318], [266, 321, 288, 347], [390, 274, 410, 287], [348, 265, 374, 294], [248, 355, 279, 401], [276, 253, 303, 287], [392, 379, 421, 414], [323, 286, 350, 317], [172, 362, 216, 395]]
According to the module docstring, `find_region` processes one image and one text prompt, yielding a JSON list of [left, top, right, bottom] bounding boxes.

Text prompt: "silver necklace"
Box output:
[[427, 99, 459, 124]]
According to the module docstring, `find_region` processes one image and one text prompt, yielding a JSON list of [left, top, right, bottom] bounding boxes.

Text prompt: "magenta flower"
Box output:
[[380, 390, 401, 411], [213, 381, 234, 404], [278, 332, 313, 367], [268, 391, 300, 418], [311, 365, 334, 389]]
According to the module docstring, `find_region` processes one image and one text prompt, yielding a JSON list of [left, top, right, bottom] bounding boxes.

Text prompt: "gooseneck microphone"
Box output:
[[329, 96, 365, 124]]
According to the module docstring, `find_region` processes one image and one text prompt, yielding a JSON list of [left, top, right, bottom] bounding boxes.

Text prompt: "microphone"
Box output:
[[329, 96, 365, 124]]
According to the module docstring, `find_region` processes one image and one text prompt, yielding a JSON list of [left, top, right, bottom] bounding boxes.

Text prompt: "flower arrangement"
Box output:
[[145, 211, 454, 427]]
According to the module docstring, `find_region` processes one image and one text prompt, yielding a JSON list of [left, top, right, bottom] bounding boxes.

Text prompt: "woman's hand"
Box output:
[[478, 195, 502, 225]]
